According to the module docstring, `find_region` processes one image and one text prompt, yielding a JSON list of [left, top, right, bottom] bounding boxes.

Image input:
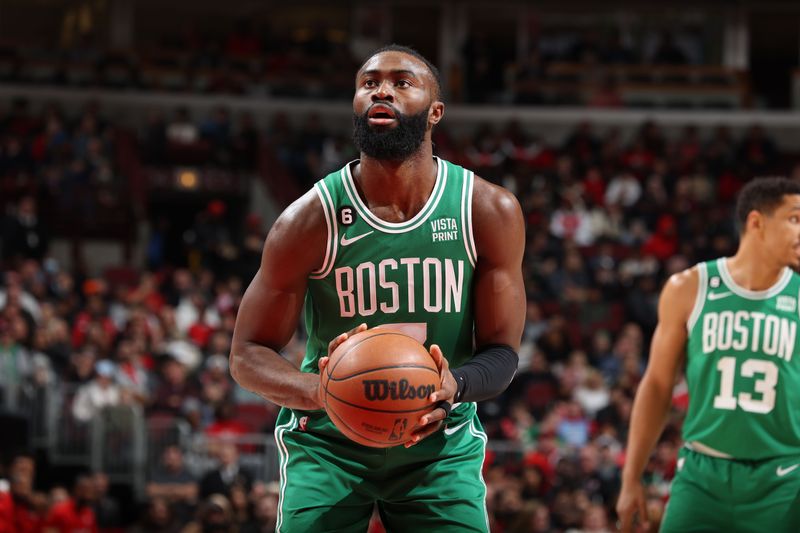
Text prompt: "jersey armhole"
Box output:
[[460, 169, 478, 267], [686, 263, 707, 332], [309, 181, 338, 279]]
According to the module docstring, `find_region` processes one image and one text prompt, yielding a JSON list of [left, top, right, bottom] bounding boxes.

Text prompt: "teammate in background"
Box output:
[[230, 44, 525, 532], [617, 177, 800, 532]]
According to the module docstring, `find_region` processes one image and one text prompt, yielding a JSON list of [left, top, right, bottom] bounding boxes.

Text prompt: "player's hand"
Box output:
[[316, 323, 368, 408], [615, 479, 649, 532], [405, 344, 457, 447]]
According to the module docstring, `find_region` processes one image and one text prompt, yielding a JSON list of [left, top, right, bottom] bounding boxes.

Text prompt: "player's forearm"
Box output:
[[622, 378, 674, 483], [230, 342, 321, 410]]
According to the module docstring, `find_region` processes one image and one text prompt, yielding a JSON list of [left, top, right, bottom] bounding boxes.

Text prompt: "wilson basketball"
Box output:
[[321, 329, 440, 448]]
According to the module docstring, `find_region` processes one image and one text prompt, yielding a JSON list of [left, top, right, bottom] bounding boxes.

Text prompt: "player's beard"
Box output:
[[352, 108, 429, 160]]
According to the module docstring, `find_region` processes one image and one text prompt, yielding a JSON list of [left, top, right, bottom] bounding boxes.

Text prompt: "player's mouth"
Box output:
[[367, 104, 398, 126]]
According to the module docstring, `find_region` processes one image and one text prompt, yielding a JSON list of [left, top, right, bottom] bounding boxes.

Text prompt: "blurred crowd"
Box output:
[[0, 94, 792, 532], [1, 18, 726, 108]]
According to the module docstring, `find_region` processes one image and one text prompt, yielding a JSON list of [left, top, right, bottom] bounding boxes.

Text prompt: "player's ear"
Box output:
[[746, 209, 763, 234], [428, 101, 444, 127]]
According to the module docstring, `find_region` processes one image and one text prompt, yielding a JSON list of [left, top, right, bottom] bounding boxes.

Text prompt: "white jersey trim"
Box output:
[[341, 157, 447, 233], [309, 181, 338, 279], [718, 257, 791, 299], [461, 169, 477, 267], [687, 262, 707, 332], [275, 413, 298, 533]]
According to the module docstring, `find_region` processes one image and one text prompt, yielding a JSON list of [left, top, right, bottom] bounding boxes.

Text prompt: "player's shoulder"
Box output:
[[471, 174, 523, 225], [659, 264, 702, 319], [270, 186, 327, 240]]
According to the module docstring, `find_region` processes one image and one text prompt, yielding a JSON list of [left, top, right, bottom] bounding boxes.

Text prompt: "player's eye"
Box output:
[[364, 79, 378, 88], [396, 79, 411, 88]]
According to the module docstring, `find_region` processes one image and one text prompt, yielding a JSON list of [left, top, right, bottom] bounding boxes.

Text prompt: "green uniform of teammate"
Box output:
[[617, 177, 800, 533], [230, 44, 525, 533]]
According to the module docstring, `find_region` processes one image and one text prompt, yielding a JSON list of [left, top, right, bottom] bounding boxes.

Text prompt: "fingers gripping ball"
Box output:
[[321, 330, 439, 448]]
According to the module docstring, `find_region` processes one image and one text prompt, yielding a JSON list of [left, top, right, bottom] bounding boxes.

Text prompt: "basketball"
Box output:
[[321, 329, 440, 448]]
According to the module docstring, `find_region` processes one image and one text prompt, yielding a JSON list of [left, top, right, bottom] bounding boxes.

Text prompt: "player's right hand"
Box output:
[[317, 323, 368, 406], [615, 480, 649, 532]]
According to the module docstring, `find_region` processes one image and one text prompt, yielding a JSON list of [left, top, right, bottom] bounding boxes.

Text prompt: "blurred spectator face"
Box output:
[[73, 346, 97, 376], [10, 315, 28, 343], [163, 358, 187, 385], [582, 504, 609, 532], [116, 339, 135, 362], [218, 442, 238, 467], [74, 477, 96, 507], [50, 486, 69, 504], [579, 444, 599, 473], [18, 196, 36, 218], [146, 498, 172, 527], [208, 331, 231, 355], [162, 445, 184, 472], [92, 472, 109, 496], [253, 494, 278, 527], [10, 455, 35, 482]]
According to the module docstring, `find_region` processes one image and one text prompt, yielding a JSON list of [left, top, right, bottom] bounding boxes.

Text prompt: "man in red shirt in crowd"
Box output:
[[42, 475, 97, 533], [0, 473, 42, 533]]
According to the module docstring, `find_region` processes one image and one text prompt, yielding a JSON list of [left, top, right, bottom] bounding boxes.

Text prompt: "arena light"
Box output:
[[177, 169, 199, 189]]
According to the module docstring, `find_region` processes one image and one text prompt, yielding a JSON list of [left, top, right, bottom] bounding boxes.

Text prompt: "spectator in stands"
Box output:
[[91, 471, 121, 532], [199, 442, 252, 500], [146, 445, 197, 523], [129, 497, 179, 533], [1, 195, 49, 264], [241, 484, 278, 533], [150, 355, 200, 417], [0, 472, 42, 532], [113, 337, 151, 407], [199, 355, 233, 410], [71, 359, 123, 422], [43, 474, 97, 533], [181, 494, 234, 533], [65, 345, 98, 385]]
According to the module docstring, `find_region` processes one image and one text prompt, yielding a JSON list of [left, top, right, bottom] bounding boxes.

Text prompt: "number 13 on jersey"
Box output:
[[713, 357, 778, 414]]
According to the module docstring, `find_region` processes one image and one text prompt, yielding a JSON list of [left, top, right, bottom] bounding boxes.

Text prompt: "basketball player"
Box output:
[[617, 177, 800, 532], [230, 45, 525, 532]]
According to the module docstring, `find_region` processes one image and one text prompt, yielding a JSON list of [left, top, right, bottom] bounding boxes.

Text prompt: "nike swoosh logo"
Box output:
[[708, 292, 733, 301], [777, 464, 800, 477], [340, 231, 373, 247], [443, 420, 470, 436]]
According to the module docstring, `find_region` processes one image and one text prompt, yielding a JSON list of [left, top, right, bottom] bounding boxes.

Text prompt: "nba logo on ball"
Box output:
[[321, 330, 440, 447]]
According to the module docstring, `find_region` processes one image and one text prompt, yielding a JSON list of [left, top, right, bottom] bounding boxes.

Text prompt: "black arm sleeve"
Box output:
[[450, 344, 518, 403]]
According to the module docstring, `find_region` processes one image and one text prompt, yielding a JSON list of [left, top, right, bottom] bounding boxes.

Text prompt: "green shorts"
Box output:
[[273, 402, 489, 533], [661, 448, 800, 533]]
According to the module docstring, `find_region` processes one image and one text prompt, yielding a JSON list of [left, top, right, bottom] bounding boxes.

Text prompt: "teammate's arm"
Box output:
[[411, 178, 526, 444], [229, 189, 328, 411], [616, 268, 696, 532]]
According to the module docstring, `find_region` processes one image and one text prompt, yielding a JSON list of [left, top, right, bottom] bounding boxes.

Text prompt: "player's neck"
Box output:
[[725, 247, 786, 291], [354, 145, 437, 214]]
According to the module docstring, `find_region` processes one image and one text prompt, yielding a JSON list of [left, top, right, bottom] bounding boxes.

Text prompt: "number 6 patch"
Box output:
[[338, 206, 356, 226]]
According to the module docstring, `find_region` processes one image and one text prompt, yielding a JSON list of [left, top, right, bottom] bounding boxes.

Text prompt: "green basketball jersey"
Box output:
[[683, 258, 800, 460], [301, 156, 477, 374]]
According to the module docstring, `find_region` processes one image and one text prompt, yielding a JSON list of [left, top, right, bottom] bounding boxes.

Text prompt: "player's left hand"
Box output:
[[405, 344, 457, 447]]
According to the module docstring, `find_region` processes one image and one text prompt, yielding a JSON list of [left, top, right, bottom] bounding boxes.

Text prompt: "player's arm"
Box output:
[[229, 189, 328, 411], [412, 177, 525, 444], [454, 177, 526, 390], [616, 267, 696, 532]]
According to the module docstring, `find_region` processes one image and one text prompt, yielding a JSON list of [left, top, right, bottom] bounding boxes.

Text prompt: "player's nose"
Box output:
[[372, 80, 394, 101]]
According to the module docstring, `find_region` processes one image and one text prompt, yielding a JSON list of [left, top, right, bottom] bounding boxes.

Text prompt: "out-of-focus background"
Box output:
[[1, 0, 800, 531]]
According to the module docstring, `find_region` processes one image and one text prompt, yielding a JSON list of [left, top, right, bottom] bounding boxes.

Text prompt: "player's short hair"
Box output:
[[359, 44, 442, 101], [736, 176, 800, 232]]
